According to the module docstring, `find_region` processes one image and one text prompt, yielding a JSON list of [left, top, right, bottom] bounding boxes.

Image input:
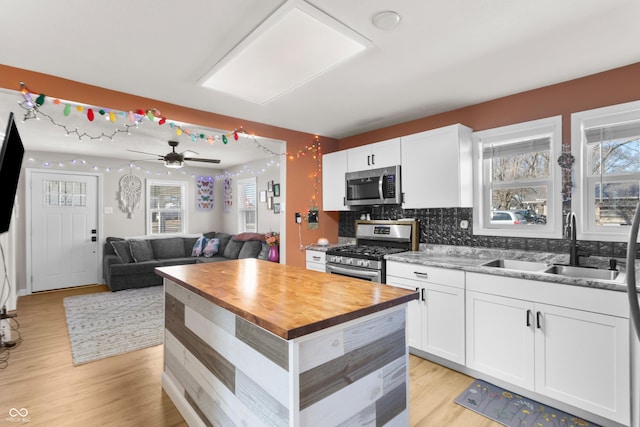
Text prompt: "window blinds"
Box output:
[[482, 137, 550, 158], [585, 121, 640, 144]]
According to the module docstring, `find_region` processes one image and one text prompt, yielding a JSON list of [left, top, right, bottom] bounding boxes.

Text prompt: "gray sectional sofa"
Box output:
[[103, 232, 269, 291]]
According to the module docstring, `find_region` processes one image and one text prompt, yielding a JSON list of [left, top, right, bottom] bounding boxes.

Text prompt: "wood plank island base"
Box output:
[[155, 259, 418, 427]]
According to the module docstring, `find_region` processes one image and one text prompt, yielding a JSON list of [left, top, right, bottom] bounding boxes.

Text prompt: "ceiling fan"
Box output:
[[128, 140, 221, 168]]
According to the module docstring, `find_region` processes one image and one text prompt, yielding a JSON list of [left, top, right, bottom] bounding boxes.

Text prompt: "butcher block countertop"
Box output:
[[155, 258, 418, 340]]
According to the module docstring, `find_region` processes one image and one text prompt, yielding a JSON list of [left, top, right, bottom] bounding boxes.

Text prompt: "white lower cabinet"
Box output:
[[466, 272, 630, 426], [386, 261, 465, 364], [305, 249, 326, 272], [466, 290, 535, 389]]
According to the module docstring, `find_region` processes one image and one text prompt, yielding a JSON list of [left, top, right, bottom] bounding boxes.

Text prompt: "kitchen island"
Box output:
[[155, 259, 418, 427]]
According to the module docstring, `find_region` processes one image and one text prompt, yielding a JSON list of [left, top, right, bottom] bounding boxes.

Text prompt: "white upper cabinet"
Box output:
[[322, 150, 348, 211], [346, 138, 401, 171], [401, 124, 473, 209]]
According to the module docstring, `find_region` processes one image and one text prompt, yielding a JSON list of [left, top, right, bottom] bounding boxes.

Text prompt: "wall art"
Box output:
[[224, 177, 233, 213], [196, 177, 214, 210], [118, 173, 142, 218]]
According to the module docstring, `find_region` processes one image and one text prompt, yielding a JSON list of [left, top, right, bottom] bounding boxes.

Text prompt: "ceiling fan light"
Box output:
[[164, 159, 183, 168]]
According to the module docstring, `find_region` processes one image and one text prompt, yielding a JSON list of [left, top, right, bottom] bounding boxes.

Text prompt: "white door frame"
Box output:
[[25, 168, 104, 295]]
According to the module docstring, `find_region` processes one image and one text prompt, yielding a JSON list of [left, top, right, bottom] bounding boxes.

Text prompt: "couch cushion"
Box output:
[[238, 240, 263, 259], [203, 238, 220, 257], [105, 237, 124, 256], [111, 240, 133, 263], [258, 243, 270, 260], [215, 233, 232, 255], [222, 239, 244, 259], [196, 256, 232, 264], [160, 257, 197, 266], [110, 260, 162, 275], [151, 237, 186, 259], [129, 239, 154, 262]]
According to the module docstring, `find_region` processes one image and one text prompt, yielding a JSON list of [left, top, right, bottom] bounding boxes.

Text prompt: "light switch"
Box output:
[[104, 207, 113, 214]]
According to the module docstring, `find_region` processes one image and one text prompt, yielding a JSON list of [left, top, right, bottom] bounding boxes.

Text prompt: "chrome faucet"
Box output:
[[565, 212, 590, 266]]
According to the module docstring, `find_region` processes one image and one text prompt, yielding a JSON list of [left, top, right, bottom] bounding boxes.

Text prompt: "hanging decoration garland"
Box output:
[[17, 81, 322, 162]]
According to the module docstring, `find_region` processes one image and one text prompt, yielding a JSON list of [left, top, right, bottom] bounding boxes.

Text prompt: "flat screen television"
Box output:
[[0, 112, 25, 234]]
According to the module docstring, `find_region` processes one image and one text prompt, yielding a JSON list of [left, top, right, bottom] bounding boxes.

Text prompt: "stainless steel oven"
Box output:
[[325, 219, 419, 284], [325, 259, 384, 283]]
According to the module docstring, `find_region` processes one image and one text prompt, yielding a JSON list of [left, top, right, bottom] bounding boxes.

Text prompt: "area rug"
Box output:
[[455, 379, 601, 427], [63, 286, 163, 365]]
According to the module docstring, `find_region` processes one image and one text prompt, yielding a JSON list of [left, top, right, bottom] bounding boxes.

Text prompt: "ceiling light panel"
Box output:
[[200, 0, 371, 104]]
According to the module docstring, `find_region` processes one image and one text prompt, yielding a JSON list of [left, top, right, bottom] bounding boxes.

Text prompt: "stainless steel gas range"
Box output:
[[325, 220, 419, 283]]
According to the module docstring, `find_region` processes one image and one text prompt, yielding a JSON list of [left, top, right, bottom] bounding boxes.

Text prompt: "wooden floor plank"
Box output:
[[0, 285, 500, 426]]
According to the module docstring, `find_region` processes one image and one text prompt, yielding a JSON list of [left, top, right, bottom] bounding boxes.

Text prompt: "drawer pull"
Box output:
[[413, 271, 429, 278], [312, 256, 321, 261]]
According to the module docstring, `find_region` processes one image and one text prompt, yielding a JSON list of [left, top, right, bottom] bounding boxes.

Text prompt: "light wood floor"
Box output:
[[0, 285, 501, 427]]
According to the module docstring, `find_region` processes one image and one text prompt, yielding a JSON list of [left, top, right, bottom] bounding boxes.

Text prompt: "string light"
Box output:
[[25, 155, 281, 180]]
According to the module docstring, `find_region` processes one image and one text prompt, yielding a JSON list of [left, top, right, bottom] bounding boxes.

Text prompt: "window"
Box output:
[[571, 100, 640, 241], [473, 116, 562, 238], [44, 180, 86, 207], [146, 180, 186, 235], [237, 177, 257, 233]]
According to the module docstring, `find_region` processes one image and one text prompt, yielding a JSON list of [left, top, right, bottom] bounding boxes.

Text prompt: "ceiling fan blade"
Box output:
[[183, 157, 221, 164], [128, 149, 163, 157]]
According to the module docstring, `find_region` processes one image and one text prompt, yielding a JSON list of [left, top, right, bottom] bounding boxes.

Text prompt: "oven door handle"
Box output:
[[326, 264, 380, 279]]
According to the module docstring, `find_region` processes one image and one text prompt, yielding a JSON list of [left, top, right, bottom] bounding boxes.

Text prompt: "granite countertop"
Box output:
[[385, 244, 640, 293]]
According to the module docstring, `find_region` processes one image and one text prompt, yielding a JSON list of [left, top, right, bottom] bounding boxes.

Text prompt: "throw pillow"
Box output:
[[238, 240, 263, 259], [129, 239, 154, 262], [191, 236, 208, 257], [222, 239, 243, 259], [203, 238, 220, 257], [110, 240, 133, 263]]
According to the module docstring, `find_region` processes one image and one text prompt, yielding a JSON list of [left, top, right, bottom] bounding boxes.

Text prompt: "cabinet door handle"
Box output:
[[371, 154, 375, 165], [367, 155, 371, 166], [421, 288, 426, 301], [536, 311, 542, 329], [526, 309, 532, 327], [413, 271, 429, 279]]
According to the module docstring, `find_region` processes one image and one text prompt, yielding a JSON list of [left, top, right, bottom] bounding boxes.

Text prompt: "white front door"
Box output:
[[30, 171, 99, 292]]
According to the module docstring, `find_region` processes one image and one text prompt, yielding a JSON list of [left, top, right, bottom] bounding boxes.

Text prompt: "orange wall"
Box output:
[[3, 62, 639, 266], [0, 65, 339, 268], [339, 62, 640, 151]]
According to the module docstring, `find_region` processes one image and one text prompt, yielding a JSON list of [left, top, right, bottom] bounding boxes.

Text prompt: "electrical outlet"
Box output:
[[295, 212, 301, 224], [0, 318, 11, 342]]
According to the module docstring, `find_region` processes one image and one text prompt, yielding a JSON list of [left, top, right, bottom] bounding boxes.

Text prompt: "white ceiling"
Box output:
[[1, 0, 639, 168]]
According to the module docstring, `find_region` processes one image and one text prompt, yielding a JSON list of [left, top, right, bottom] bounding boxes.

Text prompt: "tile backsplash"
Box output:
[[339, 207, 633, 259]]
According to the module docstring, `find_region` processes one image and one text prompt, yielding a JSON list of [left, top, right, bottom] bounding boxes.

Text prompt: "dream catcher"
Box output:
[[118, 173, 142, 218]]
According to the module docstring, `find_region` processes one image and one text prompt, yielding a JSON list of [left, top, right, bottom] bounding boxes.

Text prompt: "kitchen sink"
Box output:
[[481, 259, 549, 272], [543, 265, 621, 281]]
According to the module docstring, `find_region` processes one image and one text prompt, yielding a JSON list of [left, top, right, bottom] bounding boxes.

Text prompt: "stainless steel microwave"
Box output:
[[345, 165, 402, 207]]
